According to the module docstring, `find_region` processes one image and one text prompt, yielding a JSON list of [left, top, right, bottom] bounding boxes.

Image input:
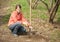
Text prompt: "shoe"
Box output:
[[13, 34, 18, 37]]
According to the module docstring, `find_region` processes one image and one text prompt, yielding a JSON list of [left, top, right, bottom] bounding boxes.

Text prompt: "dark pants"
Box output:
[[9, 22, 26, 35]]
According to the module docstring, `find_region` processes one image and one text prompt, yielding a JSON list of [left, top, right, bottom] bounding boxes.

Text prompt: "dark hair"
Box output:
[[15, 4, 21, 9]]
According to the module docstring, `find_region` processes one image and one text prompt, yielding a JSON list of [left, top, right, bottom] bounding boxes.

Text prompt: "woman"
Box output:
[[8, 4, 32, 36]]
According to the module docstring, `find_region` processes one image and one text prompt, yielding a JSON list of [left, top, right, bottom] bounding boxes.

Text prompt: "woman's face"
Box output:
[[16, 6, 21, 13]]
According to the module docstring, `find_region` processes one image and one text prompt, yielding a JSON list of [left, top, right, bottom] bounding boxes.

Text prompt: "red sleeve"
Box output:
[[11, 11, 17, 22], [8, 11, 17, 26]]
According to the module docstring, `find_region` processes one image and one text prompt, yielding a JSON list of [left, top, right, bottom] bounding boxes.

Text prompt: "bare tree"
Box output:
[[40, 0, 60, 23], [27, 0, 60, 23], [49, 0, 60, 23], [27, 0, 39, 9]]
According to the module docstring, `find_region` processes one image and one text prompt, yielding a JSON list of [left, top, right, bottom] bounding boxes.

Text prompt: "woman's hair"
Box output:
[[15, 4, 21, 9]]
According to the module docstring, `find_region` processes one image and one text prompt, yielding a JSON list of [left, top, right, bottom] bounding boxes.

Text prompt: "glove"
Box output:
[[29, 26, 33, 32]]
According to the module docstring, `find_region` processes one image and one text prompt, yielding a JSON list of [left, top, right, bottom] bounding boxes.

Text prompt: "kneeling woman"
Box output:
[[8, 4, 32, 36]]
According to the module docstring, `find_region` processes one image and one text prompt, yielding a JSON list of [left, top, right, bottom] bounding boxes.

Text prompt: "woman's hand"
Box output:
[[28, 26, 33, 32]]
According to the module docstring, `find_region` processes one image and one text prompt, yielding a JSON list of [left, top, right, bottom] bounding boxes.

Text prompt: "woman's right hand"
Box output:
[[28, 26, 33, 32]]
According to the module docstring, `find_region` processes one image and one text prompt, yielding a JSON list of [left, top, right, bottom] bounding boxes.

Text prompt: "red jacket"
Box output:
[[8, 11, 30, 26]]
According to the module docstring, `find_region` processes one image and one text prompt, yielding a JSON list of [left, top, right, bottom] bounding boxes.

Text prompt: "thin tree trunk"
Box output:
[[49, 0, 59, 23], [49, 0, 54, 12], [32, 0, 39, 9]]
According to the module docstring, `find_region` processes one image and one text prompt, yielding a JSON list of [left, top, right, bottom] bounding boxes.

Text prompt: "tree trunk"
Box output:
[[49, 0, 54, 12], [32, 0, 39, 9], [49, 0, 60, 23]]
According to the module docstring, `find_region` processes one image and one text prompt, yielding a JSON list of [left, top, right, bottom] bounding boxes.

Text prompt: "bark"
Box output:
[[49, 0, 60, 23], [49, 0, 54, 12], [40, 0, 60, 23]]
